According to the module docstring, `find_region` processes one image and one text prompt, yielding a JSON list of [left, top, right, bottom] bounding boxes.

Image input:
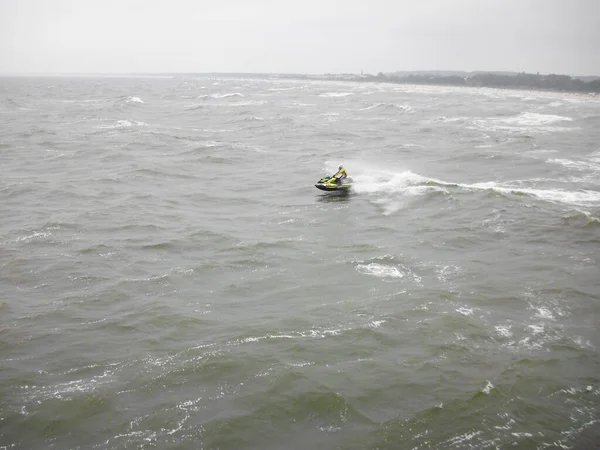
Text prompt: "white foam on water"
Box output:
[[287, 361, 314, 368], [547, 158, 600, 173], [307, 328, 342, 338], [229, 100, 268, 107], [277, 218, 296, 225], [456, 307, 473, 316], [358, 102, 412, 112], [98, 120, 148, 129], [319, 92, 353, 98], [356, 263, 404, 279], [368, 320, 385, 328], [267, 87, 298, 91], [21, 367, 118, 401], [347, 164, 434, 203], [495, 325, 513, 338], [126, 96, 144, 104], [319, 426, 342, 432], [482, 380, 494, 394], [211, 92, 244, 98], [461, 180, 600, 207], [495, 417, 516, 430], [589, 150, 600, 163], [432, 115, 469, 124], [237, 326, 347, 346], [446, 431, 482, 446], [351, 170, 430, 196], [16, 231, 52, 243], [436, 265, 463, 283], [506, 112, 573, 125], [472, 112, 575, 133], [528, 324, 545, 334], [534, 307, 555, 320], [571, 336, 594, 349]]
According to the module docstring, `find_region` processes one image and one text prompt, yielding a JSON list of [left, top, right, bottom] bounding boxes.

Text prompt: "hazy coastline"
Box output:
[[5, 70, 597, 98]]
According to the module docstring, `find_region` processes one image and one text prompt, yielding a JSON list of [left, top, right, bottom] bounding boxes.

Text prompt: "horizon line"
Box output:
[[1, 69, 599, 78]]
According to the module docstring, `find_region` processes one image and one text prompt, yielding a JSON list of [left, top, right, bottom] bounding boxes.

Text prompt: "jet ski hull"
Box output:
[[315, 183, 352, 191], [315, 176, 352, 192]]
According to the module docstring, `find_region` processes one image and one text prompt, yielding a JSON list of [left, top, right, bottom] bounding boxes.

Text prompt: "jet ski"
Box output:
[[315, 175, 353, 192]]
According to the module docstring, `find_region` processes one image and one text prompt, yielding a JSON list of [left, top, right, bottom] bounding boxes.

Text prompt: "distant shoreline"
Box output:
[[2, 70, 599, 98], [272, 72, 600, 98]]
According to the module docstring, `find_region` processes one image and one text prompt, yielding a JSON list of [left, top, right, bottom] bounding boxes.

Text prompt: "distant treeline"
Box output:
[[181, 71, 600, 94], [304, 71, 600, 93], [370, 72, 600, 93]]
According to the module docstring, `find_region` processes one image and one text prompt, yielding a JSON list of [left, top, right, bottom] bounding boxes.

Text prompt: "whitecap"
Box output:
[[495, 325, 513, 338], [319, 92, 353, 98], [126, 96, 144, 104], [456, 307, 473, 316], [547, 158, 600, 172], [359, 102, 411, 112], [472, 111, 574, 133], [528, 324, 545, 333], [534, 307, 555, 320], [287, 361, 314, 368], [482, 380, 494, 394], [268, 87, 298, 91], [229, 100, 267, 107], [356, 263, 404, 279], [212, 92, 244, 99], [447, 431, 482, 446], [97, 120, 148, 129], [463, 181, 600, 207]]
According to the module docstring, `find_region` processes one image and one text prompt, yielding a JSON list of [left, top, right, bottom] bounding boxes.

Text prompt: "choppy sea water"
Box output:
[[1, 75, 599, 449]]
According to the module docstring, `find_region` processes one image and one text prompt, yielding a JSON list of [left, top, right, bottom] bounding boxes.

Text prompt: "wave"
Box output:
[[356, 263, 404, 279], [505, 112, 572, 125], [341, 163, 600, 210], [96, 120, 148, 129], [446, 179, 600, 207], [353, 255, 422, 283], [18, 126, 57, 138], [423, 174, 600, 207], [472, 183, 600, 206], [359, 102, 412, 112], [229, 100, 267, 107], [590, 150, 600, 164], [547, 158, 600, 173], [321, 164, 449, 214], [471, 112, 575, 133], [198, 93, 244, 99], [125, 96, 144, 104], [267, 86, 303, 91], [8, 221, 79, 245], [353, 170, 442, 194], [201, 155, 235, 164], [184, 103, 205, 111], [319, 92, 353, 98], [562, 210, 600, 228]]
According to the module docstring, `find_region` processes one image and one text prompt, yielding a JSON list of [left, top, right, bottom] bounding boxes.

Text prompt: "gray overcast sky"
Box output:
[[1, 0, 599, 75]]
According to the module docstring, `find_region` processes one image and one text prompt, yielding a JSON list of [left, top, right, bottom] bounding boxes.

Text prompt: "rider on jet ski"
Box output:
[[333, 165, 347, 184]]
